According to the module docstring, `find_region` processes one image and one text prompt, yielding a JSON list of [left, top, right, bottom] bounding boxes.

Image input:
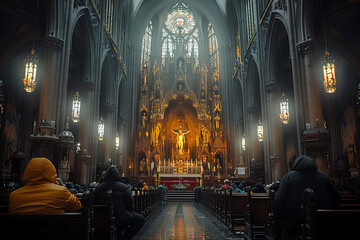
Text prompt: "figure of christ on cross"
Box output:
[[172, 126, 190, 155]]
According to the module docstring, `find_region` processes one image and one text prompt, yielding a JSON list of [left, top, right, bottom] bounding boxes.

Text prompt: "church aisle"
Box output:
[[133, 202, 242, 240]]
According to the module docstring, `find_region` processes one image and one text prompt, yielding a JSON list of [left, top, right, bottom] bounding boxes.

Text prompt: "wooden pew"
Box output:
[[0, 212, 85, 240], [92, 190, 116, 240], [301, 188, 360, 240], [0, 191, 91, 240], [265, 190, 282, 240], [244, 192, 269, 240], [228, 190, 247, 232]]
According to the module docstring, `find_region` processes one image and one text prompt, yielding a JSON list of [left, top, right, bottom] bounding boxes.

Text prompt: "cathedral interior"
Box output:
[[1, 0, 360, 189]]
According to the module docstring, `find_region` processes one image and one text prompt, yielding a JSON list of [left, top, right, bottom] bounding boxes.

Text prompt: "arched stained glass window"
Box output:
[[162, 29, 174, 66], [105, 0, 114, 35], [208, 23, 219, 70], [162, 3, 199, 67], [245, 0, 256, 43], [164, 3, 195, 35], [186, 29, 199, 67], [141, 21, 152, 71]]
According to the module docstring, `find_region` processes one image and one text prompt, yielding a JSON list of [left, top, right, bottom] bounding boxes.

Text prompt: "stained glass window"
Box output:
[[186, 29, 199, 67], [141, 21, 152, 71], [162, 3, 199, 66], [105, 0, 114, 35], [245, 0, 256, 43], [208, 23, 219, 70], [164, 3, 195, 35], [162, 29, 174, 66]]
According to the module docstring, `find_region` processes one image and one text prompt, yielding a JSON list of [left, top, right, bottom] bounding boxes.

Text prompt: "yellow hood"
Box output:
[[24, 158, 57, 185]]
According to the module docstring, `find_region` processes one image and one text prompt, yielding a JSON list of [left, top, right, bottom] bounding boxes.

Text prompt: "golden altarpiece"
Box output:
[[134, 58, 227, 181], [132, 4, 227, 188]]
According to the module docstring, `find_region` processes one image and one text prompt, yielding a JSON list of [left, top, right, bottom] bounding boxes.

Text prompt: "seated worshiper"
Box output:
[[9, 157, 81, 213], [220, 179, 231, 190], [252, 182, 267, 193], [93, 166, 145, 240], [274, 155, 340, 240]]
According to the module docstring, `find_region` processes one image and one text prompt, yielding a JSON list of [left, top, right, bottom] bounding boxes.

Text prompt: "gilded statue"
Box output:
[[172, 127, 189, 155]]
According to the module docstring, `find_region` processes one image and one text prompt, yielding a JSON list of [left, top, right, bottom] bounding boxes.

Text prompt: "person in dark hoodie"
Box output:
[[93, 166, 145, 240], [252, 182, 266, 193], [274, 155, 340, 240]]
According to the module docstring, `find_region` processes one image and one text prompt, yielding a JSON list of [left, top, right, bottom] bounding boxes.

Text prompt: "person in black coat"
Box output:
[[93, 166, 145, 240], [274, 155, 340, 240]]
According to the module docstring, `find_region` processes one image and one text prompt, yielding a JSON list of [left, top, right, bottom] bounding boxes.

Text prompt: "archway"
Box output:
[[245, 59, 264, 182], [66, 16, 92, 184], [266, 18, 297, 181]]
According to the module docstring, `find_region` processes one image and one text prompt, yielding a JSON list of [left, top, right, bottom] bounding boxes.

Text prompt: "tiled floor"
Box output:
[[133, 202, 243, 240]]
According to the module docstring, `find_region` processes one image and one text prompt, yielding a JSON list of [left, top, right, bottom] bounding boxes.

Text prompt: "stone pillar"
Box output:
[[99, 104, 115, 166], [246, 105, 262, 177], [38, 36, 64, 124], [31, 37, 64, 164], [75, 80, 96, 184], [298, 41, 330, 176], [265, 83, 286, 181]]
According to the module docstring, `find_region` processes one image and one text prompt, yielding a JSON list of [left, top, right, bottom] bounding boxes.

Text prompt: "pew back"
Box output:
[[0, 212, 84, 240]]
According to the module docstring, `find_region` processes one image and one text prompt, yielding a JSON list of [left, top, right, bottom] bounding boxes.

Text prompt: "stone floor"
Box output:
[[133, 202, 243, 240]]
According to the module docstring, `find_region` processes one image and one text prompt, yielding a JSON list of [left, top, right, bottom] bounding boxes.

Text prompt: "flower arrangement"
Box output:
[[171, 182, 190, 190]]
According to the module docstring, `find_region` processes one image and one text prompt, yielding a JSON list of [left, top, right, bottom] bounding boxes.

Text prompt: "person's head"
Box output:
[[24, 158, 57, 185], [66, 182, 75, 189], [292, 155, 317, 171], [56, 177, 65, 186], [252, 182, 266, 193], [224, 179, 230, 185], [88, 182, 97, 190], [102, 165, 122, 183]]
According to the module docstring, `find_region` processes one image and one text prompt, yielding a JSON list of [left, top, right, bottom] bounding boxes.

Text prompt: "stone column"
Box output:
[[298, 41, 330, 176], [265, 83, 286, 181], [38, 36, 64, 124], [75, 80, 96, 184], [31, 37, 64, 164], [99, 104, 115, 166]]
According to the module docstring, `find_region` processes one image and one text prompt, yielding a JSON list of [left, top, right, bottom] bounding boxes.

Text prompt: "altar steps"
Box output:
[[167, 190, 195, 202]]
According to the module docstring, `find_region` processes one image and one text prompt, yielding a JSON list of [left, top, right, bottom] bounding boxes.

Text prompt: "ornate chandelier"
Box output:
[[242, 134, 246, 150], [257, 120, 263, 142], [322, 51, 336, 93], [23, 0, 40, 93], [98, 117, 104, 141], [115, 132, 120, 150], [279, 92, 289, 124], [72, 91, 81, 122], [23, 50, 39, 93], [321, 0, 336, 94]]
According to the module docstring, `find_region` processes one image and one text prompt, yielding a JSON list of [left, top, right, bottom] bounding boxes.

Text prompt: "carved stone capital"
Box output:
[[264, 82, 280, 93], [81, 80, 96, 91], [297, 40, 312, 55], [42, 36, 64, 49], [105, 104, 115, 113]]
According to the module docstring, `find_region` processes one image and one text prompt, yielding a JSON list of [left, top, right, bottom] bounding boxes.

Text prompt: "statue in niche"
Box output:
[[214, 113, 220, 130], [141, 112, 147, 128], [60, 156, 69, 169], [201, 125, 208, 144], [172, 126, 189, 155], [347, 144, 357, 169], [139, 158, 147, 174], [154, 123, 161, 143]]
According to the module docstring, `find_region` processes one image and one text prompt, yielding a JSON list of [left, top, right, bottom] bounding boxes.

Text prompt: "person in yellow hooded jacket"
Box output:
[[9, 157, 81, 213]]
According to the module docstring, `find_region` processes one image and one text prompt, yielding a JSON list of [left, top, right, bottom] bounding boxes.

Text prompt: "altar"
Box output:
[[159, 173, 200, 190]]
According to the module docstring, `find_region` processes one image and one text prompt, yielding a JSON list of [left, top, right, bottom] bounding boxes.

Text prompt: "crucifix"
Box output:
[[172, 125, 189, 155]]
